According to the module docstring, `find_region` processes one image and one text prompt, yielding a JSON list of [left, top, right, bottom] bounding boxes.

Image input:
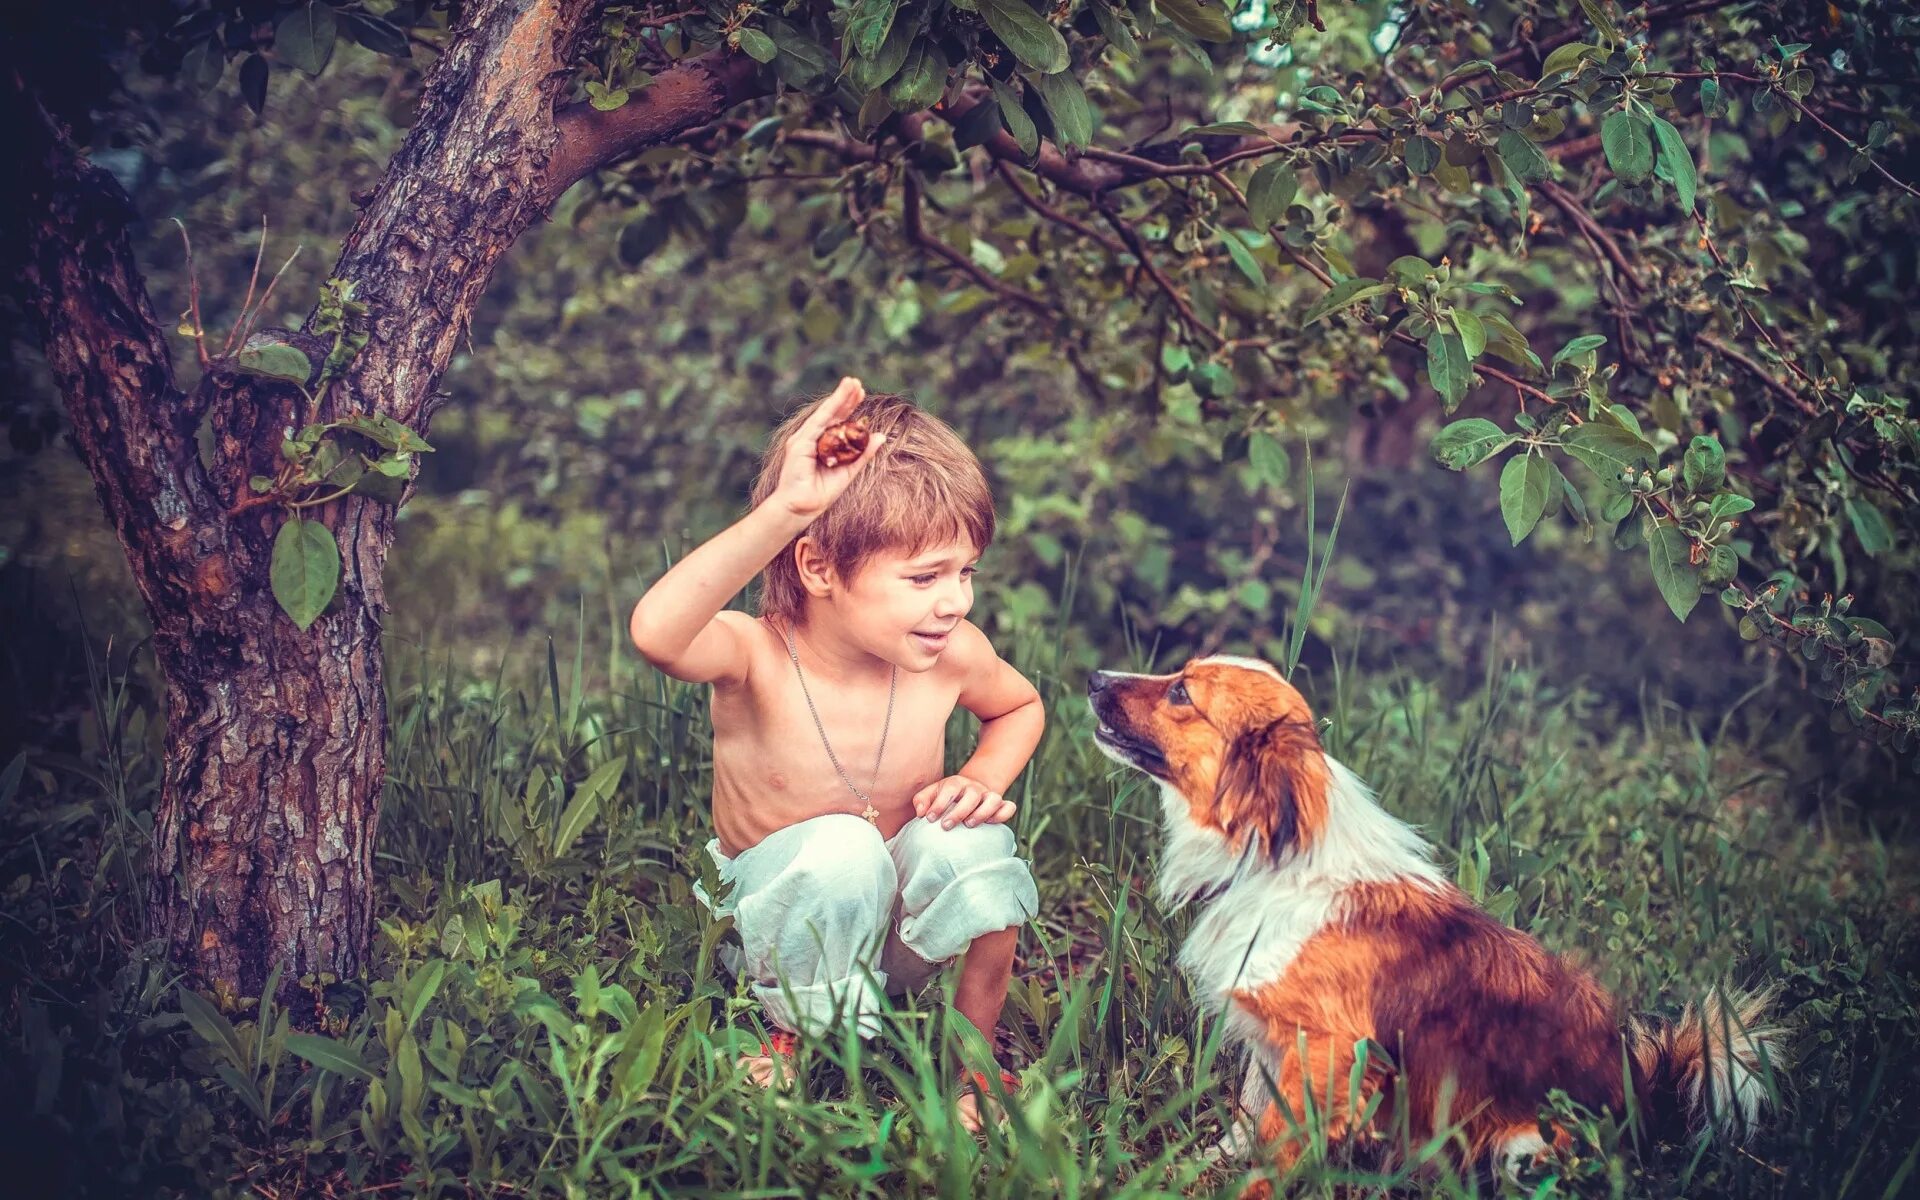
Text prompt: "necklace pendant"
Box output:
[[861, 803, 879, 826]]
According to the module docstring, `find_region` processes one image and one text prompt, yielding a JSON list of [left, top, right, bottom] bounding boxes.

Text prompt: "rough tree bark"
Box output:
[[10, 0, 771, 1009]]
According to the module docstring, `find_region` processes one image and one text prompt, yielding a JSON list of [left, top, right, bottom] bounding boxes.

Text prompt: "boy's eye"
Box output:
[[910, 574, 936, 585]]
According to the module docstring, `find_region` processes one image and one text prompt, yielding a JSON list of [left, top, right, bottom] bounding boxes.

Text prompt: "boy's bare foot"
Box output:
[[957, 1067, 1018, 1133], [737, 1029, 800, 1089]]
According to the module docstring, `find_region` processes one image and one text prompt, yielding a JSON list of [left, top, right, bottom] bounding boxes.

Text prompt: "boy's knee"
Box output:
[[787, 814, 896, 899], [892, 818, 1016, 884]]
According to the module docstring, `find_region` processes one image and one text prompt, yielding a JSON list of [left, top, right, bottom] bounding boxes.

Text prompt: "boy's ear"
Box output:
[[793, 536, 835, 598]]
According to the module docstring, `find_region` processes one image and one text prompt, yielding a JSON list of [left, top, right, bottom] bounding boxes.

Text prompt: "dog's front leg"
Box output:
[[1204, 1055, 1281, 1165]]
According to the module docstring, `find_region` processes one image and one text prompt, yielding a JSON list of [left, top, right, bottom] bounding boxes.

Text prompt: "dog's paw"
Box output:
[[1202, 1123, 1256, 1165]]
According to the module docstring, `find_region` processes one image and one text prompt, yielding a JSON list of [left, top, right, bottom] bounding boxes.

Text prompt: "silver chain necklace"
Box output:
[[782, 623, 896, 825]]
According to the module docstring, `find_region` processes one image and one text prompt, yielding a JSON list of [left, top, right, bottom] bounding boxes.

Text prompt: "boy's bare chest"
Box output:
[[712, 667, 960, 800]]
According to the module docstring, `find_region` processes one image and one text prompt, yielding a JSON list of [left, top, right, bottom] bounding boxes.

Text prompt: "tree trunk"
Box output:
[[11, 0, 772, 1010]]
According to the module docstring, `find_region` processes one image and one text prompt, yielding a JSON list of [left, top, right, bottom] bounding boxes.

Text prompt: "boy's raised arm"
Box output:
[[629, 377, 882, 685]]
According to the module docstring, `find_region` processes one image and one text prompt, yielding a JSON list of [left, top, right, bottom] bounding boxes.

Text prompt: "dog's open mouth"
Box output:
[[1093, 722, 1171, 779]]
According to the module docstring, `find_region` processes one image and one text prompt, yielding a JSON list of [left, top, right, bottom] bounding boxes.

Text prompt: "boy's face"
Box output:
[[830, 534, 980, 671]]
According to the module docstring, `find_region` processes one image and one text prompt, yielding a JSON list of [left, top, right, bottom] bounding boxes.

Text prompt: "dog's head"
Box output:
[[1087, 655, 1328, 862]]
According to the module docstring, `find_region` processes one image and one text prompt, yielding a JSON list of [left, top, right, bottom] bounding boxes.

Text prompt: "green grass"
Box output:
[[2, 597, 1917, 1197]]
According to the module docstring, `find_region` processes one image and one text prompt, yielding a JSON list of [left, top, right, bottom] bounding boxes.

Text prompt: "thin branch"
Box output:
[[901, 171, 1054, 319], [222, 215, 270, 358], [992, 161, 1127, 257], [1096, 200, 1220, 347]]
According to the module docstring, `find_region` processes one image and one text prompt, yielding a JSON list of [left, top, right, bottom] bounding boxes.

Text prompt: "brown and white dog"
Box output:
[[1088, 656, 1781, 1181]]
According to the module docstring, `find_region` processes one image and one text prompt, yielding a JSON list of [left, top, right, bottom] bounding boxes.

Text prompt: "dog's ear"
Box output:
[[1213, 719, 1326, 862]]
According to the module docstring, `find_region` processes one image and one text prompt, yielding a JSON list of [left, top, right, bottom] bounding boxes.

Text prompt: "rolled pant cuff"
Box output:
[[895, 859, 1038, 965], [756, 972, 891, 1039]]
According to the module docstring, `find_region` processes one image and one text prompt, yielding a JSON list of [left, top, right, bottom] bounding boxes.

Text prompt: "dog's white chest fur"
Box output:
[[1153, 757, 1443, 1024]]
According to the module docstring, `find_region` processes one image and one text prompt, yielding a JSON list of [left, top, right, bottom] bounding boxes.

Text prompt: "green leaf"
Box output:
[[977, 0, 1069, 74], [1249, 432, 1289, 489], [1480, 311, 1544, 375], [886, 41, 948, 112], [234, 340, 313, 384], [1301, 278, 1388, 326], [554, 757, 626, 857], [1647, 525, 1702, 620], [848, 0, 901, 60], [1700, 77, 1725, 118], [1430, 418, 1513, 471], [1601, 110, 1654, 184], [1404, 135, 1441, 175], [1561, 422, 1655, 480], [402, 959, 447, 1030], [1708, 493, 1755, 523], [737, 28, 778, 63], [1846, 498, 1894, 555], [178, 988, 245, 1067], [239, 54, 269, 116], [990, 78, 1040, 158], [584, 80, 629, 111], [850, 13, 916, 89], [1577, 0, 1622, 44], [765, 19, 834, 89], [1030, 70, 1095, 149], [1155, 0, 1233, 41], [334, 414, 434, 453], [286, 1032, 375, 1080], [952, 96, 1004, 150], [1551, 333, 1607, 368], [1184, 121, 1274, 138], [1427, 329, 1471, 410], [1246, 160, 1299, 229], [276, 3, 338, 76], [1538, 41, 1603, 82], [1495, 130, 1549, 182], [1218, 229, 1264, 288], [1651, 115, 1697, 212], [341, 12, 412, 59], [618, 211, 672, 267], [1090, 0, 1140, 59], [1500, 454, 1555, 544], [1681, 434, 1725, 492], [1451, 309, 1487, 359], [271, 518, 341, 632], [1703, 544, 1739, 584], [180, 38, 224, 96]]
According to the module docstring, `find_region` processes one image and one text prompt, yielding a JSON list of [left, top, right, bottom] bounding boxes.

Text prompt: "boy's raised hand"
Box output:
[[773, 377, 886, 519]]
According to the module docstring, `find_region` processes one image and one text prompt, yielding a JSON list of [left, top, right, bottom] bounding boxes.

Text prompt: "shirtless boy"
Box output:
[[628, 377, 1044, 1130]]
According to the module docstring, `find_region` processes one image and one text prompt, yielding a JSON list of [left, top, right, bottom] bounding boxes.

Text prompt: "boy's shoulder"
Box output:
[[940, 618, 1006, 678]]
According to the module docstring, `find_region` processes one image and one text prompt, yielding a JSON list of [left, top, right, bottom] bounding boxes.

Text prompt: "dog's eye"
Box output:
[[1167, 680, 1191, 706]]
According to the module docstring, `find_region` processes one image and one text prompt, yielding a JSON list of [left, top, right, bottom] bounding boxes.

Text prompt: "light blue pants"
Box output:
[[695, 813, 1039, 1037]]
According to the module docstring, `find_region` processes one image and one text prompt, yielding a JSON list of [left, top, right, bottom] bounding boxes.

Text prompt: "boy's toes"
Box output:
[[736, 1050, 796, 1089], [955, 1089, 989, 1134]]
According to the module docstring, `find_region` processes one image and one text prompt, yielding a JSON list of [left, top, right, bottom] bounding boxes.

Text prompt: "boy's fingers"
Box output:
[[964, 792, 1003, 828], [800, 377, 862, 440], [925, 780, 961, 818], [943, 790, 984, 829], [994, 799, 1018, 823]]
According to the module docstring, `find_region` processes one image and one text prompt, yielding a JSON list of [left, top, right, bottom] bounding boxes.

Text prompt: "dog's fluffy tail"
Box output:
[[1630, 984, 1785, 1137]]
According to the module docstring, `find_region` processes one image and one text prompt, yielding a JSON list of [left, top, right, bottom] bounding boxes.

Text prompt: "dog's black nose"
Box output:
[[1087, 671, 1115, 696]]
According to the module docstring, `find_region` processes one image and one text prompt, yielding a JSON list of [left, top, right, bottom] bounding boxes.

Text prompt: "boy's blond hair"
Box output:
[[751, 392, 995, 622]]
